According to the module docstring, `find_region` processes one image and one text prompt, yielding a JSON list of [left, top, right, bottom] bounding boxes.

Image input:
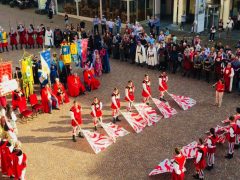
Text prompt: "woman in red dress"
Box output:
[[159, 71, 168, 102], [27, 24, 35, 49], [111, 88, 121, 123], [91, 97, 103, 131], [36, 26, 43, 48], [9, 28, 18, 50], [53, 78, 70, 104], [142, 74, 151, 105], [125, 80, 135, 112], [83, 61, 100, 91]]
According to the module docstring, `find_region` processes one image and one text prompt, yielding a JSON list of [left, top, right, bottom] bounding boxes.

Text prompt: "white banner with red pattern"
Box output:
[[134, 103, 162, 126], [181, 141, 198, 159], [168, 93, 196, 110], [100, 122, 130, 142], [82, 129, 114, 154], [148, 159, 173, 176], [152, 98, 177, 118], [121, 112, 147, 133]]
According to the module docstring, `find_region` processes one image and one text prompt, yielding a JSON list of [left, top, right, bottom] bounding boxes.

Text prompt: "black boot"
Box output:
[[234, 144, 239, 149], [12, 46, 14, 51], [206, 165, 212, 171], [116, 116, 121, 122], [72, 135, 77, 142], [192, 173, 199, 179], [6, 47, 8, 52], [225, 153, 233, 159], [94, 126, 97, 131], [112, 117, 116, 124], [78, 132, 84, 138]]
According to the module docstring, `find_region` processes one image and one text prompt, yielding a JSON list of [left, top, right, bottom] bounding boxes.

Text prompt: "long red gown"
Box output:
[[0, 140, 13, 176], [83, 69, 100, 90], [12, 151, 27, 180], [53, 82, 70, 104], [41, 87, 58, 113], [12, 91, 26, 110], [67, 75, 86, 97]]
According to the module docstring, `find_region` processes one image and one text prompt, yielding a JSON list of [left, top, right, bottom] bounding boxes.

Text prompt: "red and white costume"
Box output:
[[27, 27, 35, 47], [36, 27, 44, 47], [159, 75, 168, 98], [53, 81, 70, 104], [70, 104, 82, 136], [226, 123, 236, 156], [12, 150, 27, 180], [0, 140, 13, 177], [194, 145, 207, 179], [17, 25, 27, 46], [91, 101, 103, 127], [223, 66, 234, 92], [172, 153, 186, 180], [111, 92, 121, 119], [125, 85, 135, 111], [235, 119, 240, 146], [142, 79, 151, 103], [9, 30, 18, 46], [206, 135, 217, 167]]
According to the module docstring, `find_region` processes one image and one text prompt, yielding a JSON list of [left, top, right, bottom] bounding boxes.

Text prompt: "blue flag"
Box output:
[[40, 50, 52, 75]]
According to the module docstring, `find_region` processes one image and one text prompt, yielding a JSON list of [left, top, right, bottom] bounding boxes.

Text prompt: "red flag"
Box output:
[[169, 93, 196, 110], [152, 98, 177, 118]]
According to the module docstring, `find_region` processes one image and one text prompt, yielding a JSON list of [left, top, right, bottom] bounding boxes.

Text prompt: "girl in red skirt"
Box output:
[[125, 80, 135, 112], [111, 88, 121, 123], [142, 74, 151, 105], [91, 97, 103, 131]]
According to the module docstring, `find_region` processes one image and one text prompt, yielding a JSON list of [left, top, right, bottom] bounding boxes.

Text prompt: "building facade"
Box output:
[[54, 0, 239, 29]]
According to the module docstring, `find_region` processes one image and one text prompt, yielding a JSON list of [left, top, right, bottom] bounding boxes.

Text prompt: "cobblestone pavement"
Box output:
[[0, 5, 240, 180]]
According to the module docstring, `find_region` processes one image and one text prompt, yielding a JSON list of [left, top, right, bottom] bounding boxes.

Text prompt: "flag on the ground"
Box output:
[[168, 93, 196, 110], [100, 122, 130, 142], [0, 61, 12, 82], [81, 39, 88, 65], [40, 50, 51, 75], [61, 44, 71, 64], [181, 141, 198, 159], [121, 112, 147, 133], [134, 103, 162, 126], [82, 129, 114, 154], [21, 55, 34, 98], [149, 159, 173, 176], [152, 98, 177, 118]]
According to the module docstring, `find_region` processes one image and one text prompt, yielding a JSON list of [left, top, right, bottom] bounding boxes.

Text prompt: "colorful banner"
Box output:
[[0, 79, 18, 96], [21, 55, 34, 98], [40, 50, 51, 75], [149, 159, 173, 176], [61, 45, 71, 64], [121, 112, 147, 133], [168, 93, 196, 110], [134, 103, 162, 126], [152, 98, 177, 118], [0, 62, 12, 82], [100, 122, 130, 142], [82, 129, 114, 154], [181, 141, 198, 159], [81, 39, 88, 65]]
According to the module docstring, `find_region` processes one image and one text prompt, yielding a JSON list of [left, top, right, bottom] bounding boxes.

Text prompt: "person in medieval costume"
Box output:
[[206, 128, 217, 170], [70, 100, 84, 142], [27, 24, 35, 49], [41, 84, 59, 114], [142, 74, 151, 105], [223, 63, 235, 93], [53, 78, 69, 105], [159, 71, 168, 102], [36, 26, 44, 48], [91, 97, 103, 131], [17, 24, 27, 49], [38, 69, 49, 89], [125, 80, 135, 112], [67, 73, 86, 97], [193, 138, 207, 180], [225, 116, 236, 159], [9, 28, 18, 50], [111, 88, 121, 124], [146, 43, 157, 69], [93, 50, 103, 77], [12, 88, 26, 111], [54, 27, 63, 48], [1, 28, 8, 52], [12, 143, 27, 180], [100, 46, 110, 73], [45, 27, 54, 48], [171, 148, 186, 180], [135, 41, 146, 66], [50, 63, 58, 84], [83, 61, 100, 91]]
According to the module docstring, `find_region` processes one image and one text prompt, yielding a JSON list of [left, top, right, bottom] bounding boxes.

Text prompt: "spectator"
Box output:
[[218, 19, 223, 38], [154, 16, 160, 35], [101, 15, 107, 35], [209, 25, 216, 42], [64, 13, 69, 25], [226, 17, 234, 38], [180, 11, 186, 31], [107, 19, 114, 34], [93, 15, 99, 34], [115, 16, 122, 34]]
